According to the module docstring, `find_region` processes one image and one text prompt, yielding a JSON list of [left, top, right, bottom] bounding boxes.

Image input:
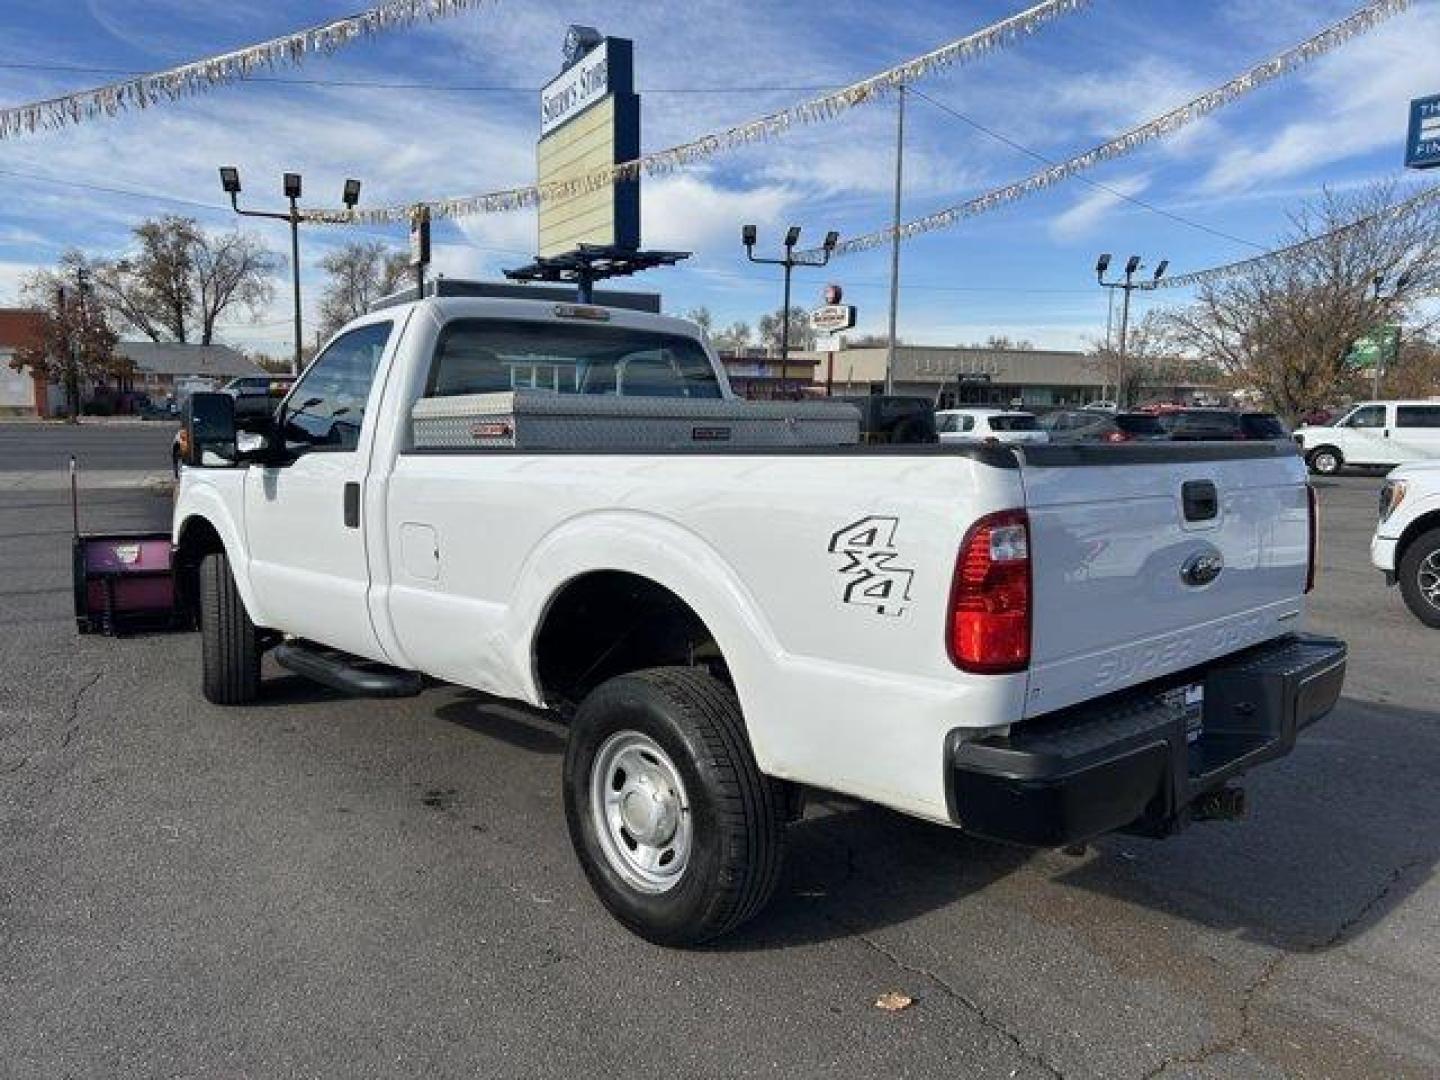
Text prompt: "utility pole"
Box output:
[[742, 225, 839, 397], [1095, 253, 1167, 408], [885, 82, 906, 397]]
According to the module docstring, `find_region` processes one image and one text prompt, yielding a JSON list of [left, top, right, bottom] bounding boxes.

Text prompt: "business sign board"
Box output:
[[1405, 94, 1440, 170], [536, 33, 640, 257], [1346, 325, 1401, 370], [810, 304, 857, 333]]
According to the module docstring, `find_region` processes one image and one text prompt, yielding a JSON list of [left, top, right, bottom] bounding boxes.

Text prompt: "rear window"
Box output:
[[1160, 410, 1240, 435], [989, 414, 1039, 432], [425, 320, 722, 400], [1397, 405, 1440, 428], [1240, 413, 1287, 438], [1115, 413, 1166, 436]]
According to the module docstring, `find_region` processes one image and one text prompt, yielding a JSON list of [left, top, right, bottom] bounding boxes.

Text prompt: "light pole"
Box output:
[[743, 225, 838, 397], [1096, 253, 1167, 408], [219, 167, 362, 375], [1371, 270, 1410, 400]]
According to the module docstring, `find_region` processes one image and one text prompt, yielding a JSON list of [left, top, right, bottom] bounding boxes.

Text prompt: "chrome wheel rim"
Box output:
[[1314, 452, 1338, 474], [1419, 551, 1440, 610], [589, 731, 691, 894]]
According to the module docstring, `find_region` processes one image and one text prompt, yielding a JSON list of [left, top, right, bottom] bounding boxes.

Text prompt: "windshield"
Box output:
[[989, 414, 1039, 432], [426, 320, 723, 399]]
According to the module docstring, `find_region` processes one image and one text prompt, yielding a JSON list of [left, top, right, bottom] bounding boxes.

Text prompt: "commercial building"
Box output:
[[795, 343, 1215, 408]]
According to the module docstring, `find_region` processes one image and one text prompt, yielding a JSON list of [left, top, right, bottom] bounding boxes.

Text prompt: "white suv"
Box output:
[[1293, 400, 1440, 475], [935, 408, 1048, 445]]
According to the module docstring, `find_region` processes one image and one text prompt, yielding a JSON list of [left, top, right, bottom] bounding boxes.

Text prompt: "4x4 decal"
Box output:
[[828, 516, 914, 617]]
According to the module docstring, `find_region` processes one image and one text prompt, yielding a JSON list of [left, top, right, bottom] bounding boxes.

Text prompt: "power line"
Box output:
[[0, 60, 834, 95], [906, 87, 1265, 251]]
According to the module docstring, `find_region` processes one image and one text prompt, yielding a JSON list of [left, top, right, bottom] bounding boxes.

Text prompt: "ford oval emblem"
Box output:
[[1180, 550, 1224, 588]]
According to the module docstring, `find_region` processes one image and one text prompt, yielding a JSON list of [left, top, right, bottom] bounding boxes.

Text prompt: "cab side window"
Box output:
[[282, 321, 393, 452], [1345, 405, 1387, 429]]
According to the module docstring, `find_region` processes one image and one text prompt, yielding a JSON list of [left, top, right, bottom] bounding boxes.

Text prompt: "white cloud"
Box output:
[[1049, 175, 1151, 241], [640, 173, 793, 251], [1200, 3, 1439, 192]]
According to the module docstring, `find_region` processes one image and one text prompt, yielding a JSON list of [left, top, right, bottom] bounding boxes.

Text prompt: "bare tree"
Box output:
[[758, 306, 817, 353], [712, 321, 754, 352], [10, 251, 123, 420], [685, 306, 715, 337], [316, 241, 409, 341], [1085, 311, 1211, 406], [1161, 183, 1440, 419], [91, 215, 277, 345]]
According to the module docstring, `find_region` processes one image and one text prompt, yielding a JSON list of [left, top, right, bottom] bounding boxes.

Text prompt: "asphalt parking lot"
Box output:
[[2, 423, 1437, 1079]]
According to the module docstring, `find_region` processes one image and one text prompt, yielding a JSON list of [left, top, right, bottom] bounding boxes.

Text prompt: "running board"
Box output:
[[272, 641, 424, 698]]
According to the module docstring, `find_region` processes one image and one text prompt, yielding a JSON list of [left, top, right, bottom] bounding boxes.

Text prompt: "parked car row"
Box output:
[[933, 406, 1291, 447]]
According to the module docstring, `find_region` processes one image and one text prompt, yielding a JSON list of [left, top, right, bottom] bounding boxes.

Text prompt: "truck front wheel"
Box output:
[[199, 551, 261, 704], [562, 667, 785, 946], [1398, 528, 1440, 629]]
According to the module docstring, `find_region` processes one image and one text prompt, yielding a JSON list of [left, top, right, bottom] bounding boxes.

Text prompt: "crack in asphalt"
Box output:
[[1139, 855, 1429, 1078], [843, 923, 1065, 1079], [58, 670, 104, 750]]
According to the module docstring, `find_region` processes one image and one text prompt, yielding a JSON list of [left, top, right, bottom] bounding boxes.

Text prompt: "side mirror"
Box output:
[[184, 392, 237, 467]]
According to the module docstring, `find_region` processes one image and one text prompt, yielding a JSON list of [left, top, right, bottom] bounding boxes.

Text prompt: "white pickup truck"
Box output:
[[1373, 461, 1440, 627], [173, 283, 1346, 945]]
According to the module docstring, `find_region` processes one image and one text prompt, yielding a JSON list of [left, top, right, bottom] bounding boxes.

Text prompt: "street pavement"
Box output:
[[1, 423, 1437, 1079]]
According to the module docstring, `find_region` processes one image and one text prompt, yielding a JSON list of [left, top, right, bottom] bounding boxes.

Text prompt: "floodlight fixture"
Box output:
[[342, 178, 362, 208], [283, 173, 302, 200], [1154, 259, 1169, 281], [741, 224, 757, 248], [1124, 255, 1142, 277], [1095, 253, 1111, 279], [219, 166, 241, 195], [784, 225, 802, 249], [822, 230, 840, 252]]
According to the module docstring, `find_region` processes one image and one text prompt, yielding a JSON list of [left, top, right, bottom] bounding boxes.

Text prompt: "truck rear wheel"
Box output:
[[562, 667, 785, 946], [199, 551, 261, 704], [1398, 528, 1440, 629]]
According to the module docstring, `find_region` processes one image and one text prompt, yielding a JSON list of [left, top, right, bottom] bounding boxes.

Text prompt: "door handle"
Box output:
[[343, 482, 360, 528]]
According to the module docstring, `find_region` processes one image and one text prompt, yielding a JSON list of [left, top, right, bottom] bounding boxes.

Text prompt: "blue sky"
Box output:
[[0, 0, 1436, 354]]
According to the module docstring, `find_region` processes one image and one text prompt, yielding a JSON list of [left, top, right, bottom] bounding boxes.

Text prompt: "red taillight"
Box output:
[[1104, 430, 1130, 443], [948, 509, 1031, 673], [1306, 484, 1317, 593]]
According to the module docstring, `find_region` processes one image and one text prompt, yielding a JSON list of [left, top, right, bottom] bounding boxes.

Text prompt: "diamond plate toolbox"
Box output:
[[411, 391, 862, 450]]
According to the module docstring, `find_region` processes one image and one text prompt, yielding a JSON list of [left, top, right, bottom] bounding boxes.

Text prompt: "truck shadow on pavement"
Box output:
[[718, 695, 1439, 957]]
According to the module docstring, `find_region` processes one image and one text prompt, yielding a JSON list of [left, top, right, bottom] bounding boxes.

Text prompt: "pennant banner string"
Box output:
[[817, 0, 1411, 258], [302, 0, 1093, 224], [0, 1, 497, 141], [1156, 184, 1440, 290]]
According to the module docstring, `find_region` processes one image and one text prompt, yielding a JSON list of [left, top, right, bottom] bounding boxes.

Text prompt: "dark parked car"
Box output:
[[1154, 409, 1289, 441], [1039, 409, 1168, 443], [836, 395, 938, 444]]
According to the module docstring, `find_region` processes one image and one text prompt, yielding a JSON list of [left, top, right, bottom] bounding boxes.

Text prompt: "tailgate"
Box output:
[[1017, 442, 1309, 717]]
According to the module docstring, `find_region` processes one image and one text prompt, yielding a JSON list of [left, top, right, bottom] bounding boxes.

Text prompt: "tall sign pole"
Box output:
[[884, 83, 906, 397]]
